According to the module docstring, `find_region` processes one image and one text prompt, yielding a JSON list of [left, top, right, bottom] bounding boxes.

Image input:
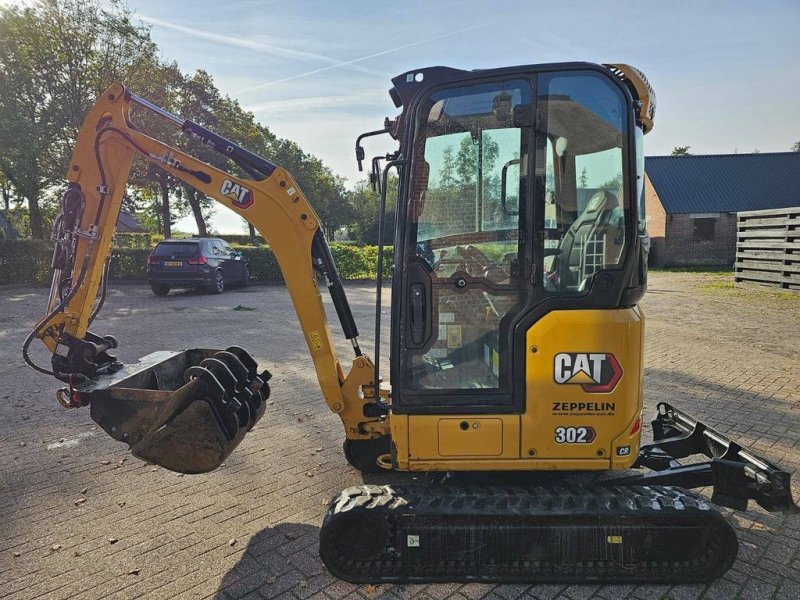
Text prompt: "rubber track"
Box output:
[[319, 483, 738, 583]]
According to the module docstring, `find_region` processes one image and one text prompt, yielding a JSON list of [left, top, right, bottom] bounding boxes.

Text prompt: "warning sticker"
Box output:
[[309, 330, 323, 350], [446, 325, 462, 348]]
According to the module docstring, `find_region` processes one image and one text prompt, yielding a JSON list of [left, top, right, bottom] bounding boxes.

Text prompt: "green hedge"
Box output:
[[113, 232, 153, 248], [109, 248, 151, 280], [238, 246, 281, 281], [0, 240, 54, 284], [219, 234, 266, 246], [329, 243, 393, 279], [237, 243, 392, 282], [0, 239, 393, 284]]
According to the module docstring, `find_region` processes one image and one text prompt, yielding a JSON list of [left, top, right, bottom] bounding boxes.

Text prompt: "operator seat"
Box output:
[[555, 189, 622, 290]]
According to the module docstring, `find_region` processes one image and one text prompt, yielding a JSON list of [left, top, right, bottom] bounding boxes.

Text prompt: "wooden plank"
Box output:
[[738, 241, 799, 250], [738, 207, 800, 218], [734, 271, 800, 285], [735, 261, 800, 274], [735, 206, 800, 289], [735, 251, 791, 261], [737, 229, 797, 239], [737, 216, 799, 229], [736, 255, 794, 263]]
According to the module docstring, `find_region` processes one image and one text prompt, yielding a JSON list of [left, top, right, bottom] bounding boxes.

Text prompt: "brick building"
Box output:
[[644, 152, 800, 267]]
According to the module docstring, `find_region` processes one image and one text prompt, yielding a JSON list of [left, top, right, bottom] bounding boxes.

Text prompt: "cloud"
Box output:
[[137, 14, 383, 76], [244, 90, 388, 114], [235, 20, 493, 93]]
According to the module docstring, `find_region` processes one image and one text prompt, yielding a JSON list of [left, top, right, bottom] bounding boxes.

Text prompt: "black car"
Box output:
[[146, 238, 249, 296]]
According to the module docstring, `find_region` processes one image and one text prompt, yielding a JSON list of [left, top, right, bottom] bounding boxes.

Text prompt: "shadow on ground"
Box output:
[[214, 522, 336, 599]]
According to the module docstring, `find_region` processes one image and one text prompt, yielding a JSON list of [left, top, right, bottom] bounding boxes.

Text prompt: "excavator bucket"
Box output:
[[77, 347, 270, 474]]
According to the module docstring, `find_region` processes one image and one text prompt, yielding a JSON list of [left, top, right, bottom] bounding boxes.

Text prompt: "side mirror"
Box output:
[[500, 159, 520, 216], [235, 250, 242, 258]]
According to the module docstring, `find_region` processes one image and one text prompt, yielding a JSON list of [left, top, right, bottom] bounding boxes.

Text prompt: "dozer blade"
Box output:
[[320, 484, 738, 584], [78, 347, 270, 474], [611, 403, 799, 514]]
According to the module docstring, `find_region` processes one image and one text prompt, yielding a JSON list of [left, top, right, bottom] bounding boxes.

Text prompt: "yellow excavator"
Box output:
[[23, 62, 797, 583]]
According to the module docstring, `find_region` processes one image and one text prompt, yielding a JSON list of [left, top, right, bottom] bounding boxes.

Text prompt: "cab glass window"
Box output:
[[404, 79, 531, 392], [536, 71, 629, 293]]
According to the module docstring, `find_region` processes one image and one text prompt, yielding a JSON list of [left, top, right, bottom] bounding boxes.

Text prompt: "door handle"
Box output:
[[410, 283, 425, 345]]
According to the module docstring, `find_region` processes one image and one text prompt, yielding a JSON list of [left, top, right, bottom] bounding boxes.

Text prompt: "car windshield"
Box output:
[[152, 242, 199, 258]]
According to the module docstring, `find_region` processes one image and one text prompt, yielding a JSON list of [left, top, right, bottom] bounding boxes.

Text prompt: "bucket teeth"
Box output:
[[87, 347, 269, 474]]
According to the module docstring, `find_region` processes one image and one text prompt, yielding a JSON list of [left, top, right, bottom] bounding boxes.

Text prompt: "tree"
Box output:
[[270, 138, 352, 239], [347, 177, 397, 244], [671, 146, 692, 156], [440, 146, 456, 188], [792, 140, 800, 152], [0, 170, 14, 213], [175, 70, 277, 237], [0, 0, 161, 238], [578, 167, 588, 188], [598, 173, 623, 191], [126, 60, 186, 238], [0, 169, 19, 238]]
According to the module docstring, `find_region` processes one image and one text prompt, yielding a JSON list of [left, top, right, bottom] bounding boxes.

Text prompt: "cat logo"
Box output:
[[220, 179, 253, 208], [553, 353, 623, 393]]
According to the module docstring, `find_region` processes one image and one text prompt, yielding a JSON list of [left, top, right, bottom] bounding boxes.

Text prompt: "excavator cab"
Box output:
[[352, 64, 655, 476]]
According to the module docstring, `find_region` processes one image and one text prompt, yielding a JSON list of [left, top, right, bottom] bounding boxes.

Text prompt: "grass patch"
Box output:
[[700, 281, 800, 304], [232, 305, 256, 312], [701, 281, 735, 291]]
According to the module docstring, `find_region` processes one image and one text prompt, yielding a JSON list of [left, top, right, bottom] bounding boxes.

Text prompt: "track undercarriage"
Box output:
[[320, 403, 797, 584], [320, 483, 738, 583]]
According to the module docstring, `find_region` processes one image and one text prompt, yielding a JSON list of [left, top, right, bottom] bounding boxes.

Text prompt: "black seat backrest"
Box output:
[[556, 190, 619, 290]]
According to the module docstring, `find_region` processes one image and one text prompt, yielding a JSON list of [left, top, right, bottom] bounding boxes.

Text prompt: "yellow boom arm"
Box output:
[[31, 83, 385, 441]]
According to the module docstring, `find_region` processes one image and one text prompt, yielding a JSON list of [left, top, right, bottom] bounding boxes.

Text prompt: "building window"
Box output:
[[693, 217, 716, 241]]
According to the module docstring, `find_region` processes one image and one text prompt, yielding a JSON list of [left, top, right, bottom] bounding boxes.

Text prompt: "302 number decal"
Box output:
[[554, 426, 596, 444]]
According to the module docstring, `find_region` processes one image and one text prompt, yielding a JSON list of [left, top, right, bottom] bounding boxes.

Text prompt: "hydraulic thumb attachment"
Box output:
[[78, 347, 271, 474]]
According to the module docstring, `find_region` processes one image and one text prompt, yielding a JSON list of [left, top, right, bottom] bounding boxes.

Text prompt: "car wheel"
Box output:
[[211, 269, 224, 294], [242, 265, 250, 287], [150, 284, 170, 297]]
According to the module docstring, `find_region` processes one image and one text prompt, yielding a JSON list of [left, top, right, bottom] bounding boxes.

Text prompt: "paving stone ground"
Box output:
[[0, 272, 798, 600]]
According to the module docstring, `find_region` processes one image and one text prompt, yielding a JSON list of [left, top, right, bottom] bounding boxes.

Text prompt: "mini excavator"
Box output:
[[24, 62, 797, 583]]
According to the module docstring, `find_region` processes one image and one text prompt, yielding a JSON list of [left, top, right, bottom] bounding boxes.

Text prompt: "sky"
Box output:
[[4, 0, 800, 233]]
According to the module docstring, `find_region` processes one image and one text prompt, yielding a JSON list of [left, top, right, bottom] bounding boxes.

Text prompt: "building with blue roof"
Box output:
[[644, 152, 800, 267]]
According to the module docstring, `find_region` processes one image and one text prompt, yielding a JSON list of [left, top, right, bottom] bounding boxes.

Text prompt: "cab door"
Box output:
[[392, 78, 534, 414]]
